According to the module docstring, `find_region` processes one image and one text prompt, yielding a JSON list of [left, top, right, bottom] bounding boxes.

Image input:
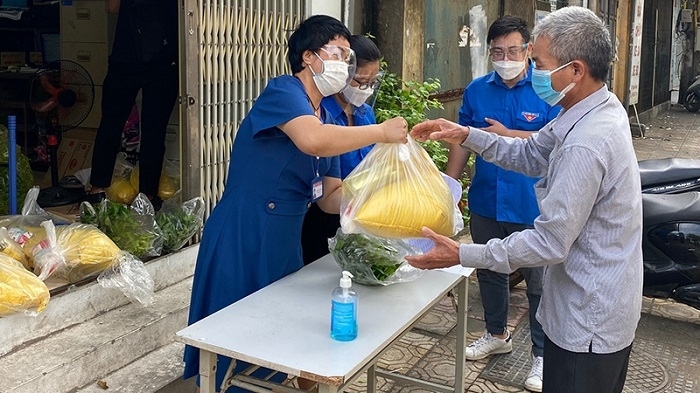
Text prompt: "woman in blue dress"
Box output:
[[183, 15, 408, 392], [301, 34, 384, 265]]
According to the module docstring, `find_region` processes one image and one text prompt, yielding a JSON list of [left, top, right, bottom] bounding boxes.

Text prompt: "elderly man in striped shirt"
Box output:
[[407, 6, 642, 393]]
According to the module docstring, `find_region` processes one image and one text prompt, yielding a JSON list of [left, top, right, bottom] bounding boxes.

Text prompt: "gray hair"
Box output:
[[532, 6, 613, 81]]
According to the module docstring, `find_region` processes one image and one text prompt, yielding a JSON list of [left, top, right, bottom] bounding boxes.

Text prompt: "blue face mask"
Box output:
[[531, 61, 575, 106]]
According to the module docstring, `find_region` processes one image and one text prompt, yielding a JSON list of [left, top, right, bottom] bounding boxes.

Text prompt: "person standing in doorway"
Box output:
[[444, 15, 560, 392], [85, 0, 179, 211]]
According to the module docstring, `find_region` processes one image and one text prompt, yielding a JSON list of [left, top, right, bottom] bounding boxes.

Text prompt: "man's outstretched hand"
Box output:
[[405, 227, 462, 270], [410, 118, 470, 145]]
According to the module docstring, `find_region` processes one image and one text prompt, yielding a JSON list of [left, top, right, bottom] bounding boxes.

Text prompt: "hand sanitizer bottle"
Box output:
[[331, 270, 358, 341]]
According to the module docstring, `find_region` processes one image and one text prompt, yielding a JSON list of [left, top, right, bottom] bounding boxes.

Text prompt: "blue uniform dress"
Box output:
[[183, 75, 340, 390], [300, 97, 377, 265]]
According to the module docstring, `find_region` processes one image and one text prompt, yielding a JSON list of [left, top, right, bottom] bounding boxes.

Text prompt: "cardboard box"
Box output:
[[1, 52, 25, 67], [56, 137, 94, 179]]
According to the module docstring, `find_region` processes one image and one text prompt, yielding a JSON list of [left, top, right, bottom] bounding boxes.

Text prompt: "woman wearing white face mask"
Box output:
[[184, 16, 408, 392], [301, 34, 383, 265]]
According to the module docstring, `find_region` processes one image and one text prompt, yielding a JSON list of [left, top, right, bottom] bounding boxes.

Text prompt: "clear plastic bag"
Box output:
[[340, 138, 460, 238], [32, 220, 122, 282], [0, 253, 50, 316], [155, 192, 204, 253], [105, 152, 138, 205], [130, 159, 181, 201], [328, 228, 424, 286], [97, 251, 155, 306], [79, 194, 163, 259], [0, 187, 53, 268], [0, 227, 30, 270]]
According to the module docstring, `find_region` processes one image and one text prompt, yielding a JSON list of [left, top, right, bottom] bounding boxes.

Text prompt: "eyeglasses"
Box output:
[[488, 43, 528, 61], [317, 45, 356, 65], [352, 71, 384, 90]]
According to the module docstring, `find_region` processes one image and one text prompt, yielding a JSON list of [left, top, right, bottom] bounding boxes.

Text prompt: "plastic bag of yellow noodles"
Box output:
[[340, 138, 460, 238], [0, 253, 50, 316], [32, 220, 121, 283]]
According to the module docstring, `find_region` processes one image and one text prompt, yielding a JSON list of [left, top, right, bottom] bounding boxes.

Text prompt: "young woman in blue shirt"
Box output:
[[301, 34, 383, 265]]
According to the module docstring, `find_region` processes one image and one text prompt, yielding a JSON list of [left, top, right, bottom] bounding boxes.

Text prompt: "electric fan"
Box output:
[[28, 60, 95, 207]]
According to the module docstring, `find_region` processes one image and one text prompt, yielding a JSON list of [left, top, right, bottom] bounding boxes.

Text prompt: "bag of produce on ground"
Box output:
[[0, 253, 50, 316], [155, 192, 204, 253], [79, 194, 163, 259], [32, 220, 122, 282], [105, 153, 138, 205], [0, 227, 30, 270], [0, 187, 53, 268], [129, 159, 180, 201], [340, 138, 459, 238], [328, 228, 424, 286], [97, 251, 155, 306]]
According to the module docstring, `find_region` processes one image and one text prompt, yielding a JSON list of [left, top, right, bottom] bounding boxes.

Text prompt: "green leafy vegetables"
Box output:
[[156, 208, 200, 253], [80, 200, 161, 259], [329, 231, 414, 285]]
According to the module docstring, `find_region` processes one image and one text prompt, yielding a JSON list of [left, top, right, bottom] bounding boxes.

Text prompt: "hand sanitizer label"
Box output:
[[331, 300, 357, 341]]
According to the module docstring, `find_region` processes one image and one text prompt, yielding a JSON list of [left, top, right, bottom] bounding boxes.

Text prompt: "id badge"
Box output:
[[311, 176, 323, 202]]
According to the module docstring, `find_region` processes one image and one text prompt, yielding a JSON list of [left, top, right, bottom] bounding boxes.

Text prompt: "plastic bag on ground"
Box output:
[[129, 159, 180, 201], [79, 194, 163, 259], [0, 253, 50, 316], [328, 228, 424, 286], [0, 227, 31, 269], [340, 138, 459, 238], [97, 251, 154, 306], [105, 152, 138, 205], [0, 187, 53, 268], [32, 220, 121, 282], [155, 192, 204, 253]]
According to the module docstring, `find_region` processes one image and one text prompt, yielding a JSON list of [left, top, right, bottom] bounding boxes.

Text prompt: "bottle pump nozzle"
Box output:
[[340, 271, 354, 288]]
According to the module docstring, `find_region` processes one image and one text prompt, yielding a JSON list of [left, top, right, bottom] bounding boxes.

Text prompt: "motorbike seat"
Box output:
[[638, 158, 700, 187], [642, 192, 700, 226]]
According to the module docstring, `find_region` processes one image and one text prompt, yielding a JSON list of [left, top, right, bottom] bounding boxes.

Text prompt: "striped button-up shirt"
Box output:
[[459, 86, 643, 354]]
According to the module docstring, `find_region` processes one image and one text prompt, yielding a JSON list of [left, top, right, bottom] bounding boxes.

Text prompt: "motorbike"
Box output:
[[683, 75, 700, 112], [639, 158, 700, 309]]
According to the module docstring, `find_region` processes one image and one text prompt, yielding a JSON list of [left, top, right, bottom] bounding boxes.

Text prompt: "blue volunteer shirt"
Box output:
[[321, 96, 377, 179], [459, 64, 561, 225]]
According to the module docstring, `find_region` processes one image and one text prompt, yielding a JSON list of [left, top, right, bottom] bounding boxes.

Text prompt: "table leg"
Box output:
[[367, 363, 377, 393], [199, 350, 218, 393], [454, 278, 467, 393]]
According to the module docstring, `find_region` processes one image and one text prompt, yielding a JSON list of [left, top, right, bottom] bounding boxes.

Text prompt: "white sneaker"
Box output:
[[524, 355, 543, 392], [465, 331, 513, 360]]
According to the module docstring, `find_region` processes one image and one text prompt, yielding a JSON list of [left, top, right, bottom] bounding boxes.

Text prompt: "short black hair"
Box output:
[[288, 15, 352, 74], [349, 35, 381, 68], [487, 15, 530, 44]]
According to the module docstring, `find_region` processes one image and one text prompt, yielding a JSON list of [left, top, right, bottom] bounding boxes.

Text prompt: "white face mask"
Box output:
[[310, 54, 350, 97], [342, 85, 374, 107], [492, 59, 526, 81]]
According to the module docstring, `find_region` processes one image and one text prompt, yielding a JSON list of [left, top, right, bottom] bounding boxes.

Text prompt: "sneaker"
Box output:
[[524, 355, 543, 392], [465, 331, 513, 360]]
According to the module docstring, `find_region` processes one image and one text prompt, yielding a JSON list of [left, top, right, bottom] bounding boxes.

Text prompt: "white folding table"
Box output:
[[175, 254, 471, 393]]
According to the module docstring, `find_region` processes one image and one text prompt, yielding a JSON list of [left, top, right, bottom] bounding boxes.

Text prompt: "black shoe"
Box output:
[[149, 195, 164, 212], [84, 191, 106, 204]]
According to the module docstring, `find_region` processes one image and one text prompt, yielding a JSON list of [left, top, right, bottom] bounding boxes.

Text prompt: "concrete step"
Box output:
[[0, 244, 198, 358], [0, 277, 192, 393], [77, 342, 186, 393]]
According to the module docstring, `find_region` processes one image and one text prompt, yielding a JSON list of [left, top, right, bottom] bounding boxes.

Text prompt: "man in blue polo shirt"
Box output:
[[445, 15, 560, 392]]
